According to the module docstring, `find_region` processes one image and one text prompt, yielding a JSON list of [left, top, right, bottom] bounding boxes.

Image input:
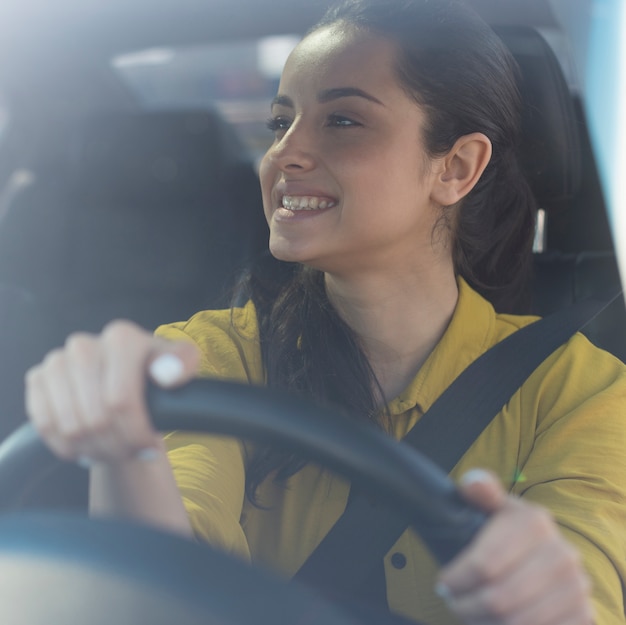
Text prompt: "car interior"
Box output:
[[0, 1, 623, 442], [0, 0, 622, 622], [0, 0, 623, 496]]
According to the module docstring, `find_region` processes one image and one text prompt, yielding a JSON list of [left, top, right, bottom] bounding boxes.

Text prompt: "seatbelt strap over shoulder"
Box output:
[[294, 293, 622, 597]]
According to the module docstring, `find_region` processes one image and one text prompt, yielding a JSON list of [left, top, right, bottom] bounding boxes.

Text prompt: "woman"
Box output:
[[25, 1, 625, 624]]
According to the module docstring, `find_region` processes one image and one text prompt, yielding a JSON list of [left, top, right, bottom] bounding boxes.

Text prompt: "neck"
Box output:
[[324, 263, 458, 403]]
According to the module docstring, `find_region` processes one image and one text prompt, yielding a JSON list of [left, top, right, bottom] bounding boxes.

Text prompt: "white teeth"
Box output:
[[281, 195, 335, 211]]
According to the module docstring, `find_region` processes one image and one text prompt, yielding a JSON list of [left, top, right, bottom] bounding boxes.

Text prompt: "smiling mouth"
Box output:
[[281, 195, 336, 211]]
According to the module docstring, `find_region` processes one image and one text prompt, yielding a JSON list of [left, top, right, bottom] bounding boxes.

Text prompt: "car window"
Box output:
[[0, 93, 8, 144], [111, 35, 300, 166]]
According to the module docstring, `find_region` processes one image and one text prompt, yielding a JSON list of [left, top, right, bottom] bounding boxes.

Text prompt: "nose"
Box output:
[[268, 120, 316, 172]]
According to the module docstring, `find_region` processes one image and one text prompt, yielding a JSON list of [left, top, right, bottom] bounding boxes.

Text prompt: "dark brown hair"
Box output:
[[242, 0, 537, 502]]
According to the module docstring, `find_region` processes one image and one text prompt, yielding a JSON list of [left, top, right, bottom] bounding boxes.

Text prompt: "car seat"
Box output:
[[0, 108, 268, 332], [496, 26, 625, 362], [247, 26, 626, 362], [0, 108, 268, 444]]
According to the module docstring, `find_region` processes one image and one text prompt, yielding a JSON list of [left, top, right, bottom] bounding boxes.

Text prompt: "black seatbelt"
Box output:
[[294, 293, 622, 598]]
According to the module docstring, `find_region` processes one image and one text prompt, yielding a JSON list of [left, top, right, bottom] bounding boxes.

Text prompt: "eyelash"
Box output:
[[266, 116, 290, 132], [265, 114, 361, 133], [327, 114, 360, 127]]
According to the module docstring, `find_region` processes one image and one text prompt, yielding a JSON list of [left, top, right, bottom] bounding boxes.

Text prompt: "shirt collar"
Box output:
[[387, 278, 496, 417]]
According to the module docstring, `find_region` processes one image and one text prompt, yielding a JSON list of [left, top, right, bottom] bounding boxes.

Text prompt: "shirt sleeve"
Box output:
[[513, 334, 626, 625], [164, 431, 251, 560], [154, 303, 263, 561]]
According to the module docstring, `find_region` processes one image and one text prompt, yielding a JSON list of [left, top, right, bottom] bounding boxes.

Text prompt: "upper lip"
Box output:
[[274, 182, 337, 204]]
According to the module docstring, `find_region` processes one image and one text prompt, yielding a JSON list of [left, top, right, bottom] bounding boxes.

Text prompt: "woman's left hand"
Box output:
[[437, 469, 594, 625]]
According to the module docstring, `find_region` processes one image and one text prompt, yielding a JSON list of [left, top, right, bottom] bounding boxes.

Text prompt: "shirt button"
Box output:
[[391, 552, 407, 569]]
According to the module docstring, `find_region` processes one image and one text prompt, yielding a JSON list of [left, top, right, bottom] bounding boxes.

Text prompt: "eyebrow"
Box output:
[[271, 87, 384, 110], [271, 95, 294, 109], [318, 87, 384, 105]]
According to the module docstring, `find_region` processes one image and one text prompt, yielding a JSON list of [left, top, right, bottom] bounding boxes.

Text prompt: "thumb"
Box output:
[[148, 340, 201, 388], [457, 468, 507, 514]]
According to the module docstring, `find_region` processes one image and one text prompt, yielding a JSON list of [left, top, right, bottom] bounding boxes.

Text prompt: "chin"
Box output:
[[268, 235, 343, 274], [269, 237, 309, 264], [268, 244, 296, 263]]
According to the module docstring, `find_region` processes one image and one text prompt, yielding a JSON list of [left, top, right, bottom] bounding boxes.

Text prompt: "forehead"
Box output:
[[279, 25, 401, 96]]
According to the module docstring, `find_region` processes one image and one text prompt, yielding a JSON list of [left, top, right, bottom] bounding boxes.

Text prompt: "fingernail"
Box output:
[[134, 448, 159, 462], [459, 468, 492, 487], [149, 354, 184, 387]]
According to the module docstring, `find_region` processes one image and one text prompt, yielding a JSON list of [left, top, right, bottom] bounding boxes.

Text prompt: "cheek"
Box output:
[[258, 154, 272, 194], [258, 154, 274, 219]]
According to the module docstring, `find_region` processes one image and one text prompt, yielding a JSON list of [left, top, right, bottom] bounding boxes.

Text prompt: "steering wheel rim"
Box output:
[[0, 378, 485, 563], [0, 512, 369, 625], [0, 379, 489, 625]]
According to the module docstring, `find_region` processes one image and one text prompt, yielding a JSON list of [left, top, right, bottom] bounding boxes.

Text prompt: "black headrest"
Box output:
[[59, 109, 266, 319], [0, 107, 267, 330], [70, 110, 243, 208], [495, 26, 582, 208]]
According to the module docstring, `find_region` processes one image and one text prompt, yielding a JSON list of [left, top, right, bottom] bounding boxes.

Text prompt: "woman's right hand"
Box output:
[[25, 320, 201, 467]]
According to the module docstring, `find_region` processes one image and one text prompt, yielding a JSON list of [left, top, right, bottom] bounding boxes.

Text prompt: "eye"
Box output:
[[266, 116, 291, 133], [327, 114, 361, 128]]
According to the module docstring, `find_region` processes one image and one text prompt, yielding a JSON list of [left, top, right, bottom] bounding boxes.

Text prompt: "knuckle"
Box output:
[[102, 319, 143, 345], [41, 347, 65, 371], [64, 332, 95, 357]]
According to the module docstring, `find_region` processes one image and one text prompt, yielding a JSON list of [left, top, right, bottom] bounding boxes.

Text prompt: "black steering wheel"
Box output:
[[0, 379, 486, 625]]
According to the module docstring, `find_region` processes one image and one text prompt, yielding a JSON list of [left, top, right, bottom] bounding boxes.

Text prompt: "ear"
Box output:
[[430, 133, 492, 206]]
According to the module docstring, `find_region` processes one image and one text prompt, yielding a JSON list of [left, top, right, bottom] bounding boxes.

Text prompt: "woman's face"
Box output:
[[259, 25, 451, 278]]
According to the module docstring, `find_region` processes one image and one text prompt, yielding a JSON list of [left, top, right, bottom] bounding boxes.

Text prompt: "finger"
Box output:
[[447, 538, 587, 622], [39, 348, 88, 443], [64, 332, 123, 462], [148, 340, 201, 388], [458, 468, 507, 513], [446, 582, 591, 625], [100, 320, 163, 454], [25, 364, 52, 433], [64, 333, 103, 427], [455, 570, 593, 625], [439, 469, 511, 594], [440, 497, 557, 595], [25, 359, 79, 461], [507, 574, 593, 625]]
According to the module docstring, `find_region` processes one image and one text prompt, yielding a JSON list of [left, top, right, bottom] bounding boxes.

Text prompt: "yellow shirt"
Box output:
[[157, 279, 626, 625]]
